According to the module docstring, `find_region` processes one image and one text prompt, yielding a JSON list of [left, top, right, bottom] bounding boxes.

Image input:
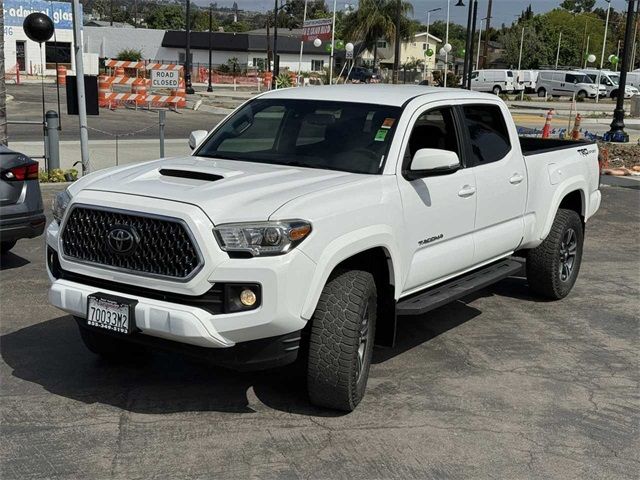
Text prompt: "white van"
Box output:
[[536, 70, 606, 99], [470, 69, 518, 94], [581, 69, 638, 99], [627, 70, 640, 89], [518, 70, 538, 93]]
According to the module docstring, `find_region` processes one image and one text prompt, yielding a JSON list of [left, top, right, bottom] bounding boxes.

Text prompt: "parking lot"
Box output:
[[0, 182, 637, 479]]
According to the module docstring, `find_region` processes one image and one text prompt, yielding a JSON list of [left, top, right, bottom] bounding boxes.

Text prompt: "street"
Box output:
[[0, 183, 638, 479]]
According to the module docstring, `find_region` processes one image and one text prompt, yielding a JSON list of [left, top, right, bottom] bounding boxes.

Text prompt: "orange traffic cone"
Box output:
[[571, 114, 582, 140], [541, 109, 554, 139]]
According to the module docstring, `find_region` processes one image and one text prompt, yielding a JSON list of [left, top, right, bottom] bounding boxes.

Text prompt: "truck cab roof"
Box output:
[[259, 84, 498, 107]]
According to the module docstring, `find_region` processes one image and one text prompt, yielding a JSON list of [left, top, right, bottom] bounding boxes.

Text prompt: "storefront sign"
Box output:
[[302, 18, 332, 42], [3, 0, 78, 30]]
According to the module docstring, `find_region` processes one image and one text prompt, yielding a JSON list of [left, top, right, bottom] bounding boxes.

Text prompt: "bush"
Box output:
[[275, 72, 292, 88], [116, 49, 143, 61], [39, 168, 79, 183]]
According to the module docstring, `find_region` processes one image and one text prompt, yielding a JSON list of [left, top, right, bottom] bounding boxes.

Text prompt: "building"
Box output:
[[361, 32, 441, 71], [3, 0, 80, 76]]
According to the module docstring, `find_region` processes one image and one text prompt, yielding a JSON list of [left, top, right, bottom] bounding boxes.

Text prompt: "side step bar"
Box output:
[[396, 259, 524, 316]]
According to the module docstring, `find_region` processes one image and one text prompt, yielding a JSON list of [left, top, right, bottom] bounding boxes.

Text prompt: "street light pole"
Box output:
[[185, 0, 195, 94], [476, 18, 484, 71], [330, 0, 338, 84], [444, 0, 450, 87], [555, 31, 562, 69], [607, 0, 636, 143], [272, 0, 279, 88], [462, 0, 474, 87], [596, 0, 611, 104], [466, 0, 477, 90], [392, 0, 401, 84], [423, 8, 441, 83], [207, 5, 213, 93]]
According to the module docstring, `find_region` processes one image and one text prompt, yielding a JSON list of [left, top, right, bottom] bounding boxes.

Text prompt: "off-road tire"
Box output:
[[77, 319, 141, 361], [1, 240, 16, 254], [526, 209, 584, 300], [307, 269, 377, 411]]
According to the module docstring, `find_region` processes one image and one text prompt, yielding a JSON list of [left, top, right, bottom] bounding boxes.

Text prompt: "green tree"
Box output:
[[145, 4, 185, 30], [341, 0, 414, 70], [116, 48, 143, 61], [560, 0, 596, 14]]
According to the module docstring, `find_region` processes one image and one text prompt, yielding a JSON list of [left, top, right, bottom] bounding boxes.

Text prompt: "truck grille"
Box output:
[[61, 206, 202, 280]]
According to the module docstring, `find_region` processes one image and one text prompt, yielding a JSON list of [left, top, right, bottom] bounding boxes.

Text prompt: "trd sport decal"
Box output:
[[418, 234, 444, 246]]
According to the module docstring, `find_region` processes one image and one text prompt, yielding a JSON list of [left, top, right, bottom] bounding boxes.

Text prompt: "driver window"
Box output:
[[406, 107, 459, 161], [217, 105, 286, 153]]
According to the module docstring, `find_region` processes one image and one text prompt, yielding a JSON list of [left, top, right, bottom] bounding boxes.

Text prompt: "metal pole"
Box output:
[[482, 0, 492, 69], [45, 111, 60, 173], [607, 0, 636, 142], [467, 0, 477, 90], [297, 0, 309, 83], [463, 0, 474, 87], [273, 0, 279, 88], [444, 0, 450, 87], [476, 19, 484, 71], [207, 5, 213, 93], [616, 40, 621, 71], [159, 110, 166, 158], [424, 11, 431, 82], [631, 13, 639, 69], [584, 35, 590, 69], [517, 26, 524, 99], [185, 0, 195, 94], [330, 0, 338, 84], [597, 1, 611, 104], [555, 31, 562, 69], [71, 0, 89, 174]]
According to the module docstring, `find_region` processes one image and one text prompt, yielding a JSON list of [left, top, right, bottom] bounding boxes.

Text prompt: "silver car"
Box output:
[[0, 146, 45, 254]]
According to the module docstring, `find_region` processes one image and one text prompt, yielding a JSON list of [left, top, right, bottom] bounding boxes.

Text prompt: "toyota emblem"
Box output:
[[107, 226, 139, 254]]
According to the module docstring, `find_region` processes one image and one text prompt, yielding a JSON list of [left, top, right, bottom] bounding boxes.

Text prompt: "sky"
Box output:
[[194, 0, 630, 27]]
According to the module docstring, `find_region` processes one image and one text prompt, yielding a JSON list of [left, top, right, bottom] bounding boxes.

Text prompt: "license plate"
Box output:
[[86, 293, 137, 335]]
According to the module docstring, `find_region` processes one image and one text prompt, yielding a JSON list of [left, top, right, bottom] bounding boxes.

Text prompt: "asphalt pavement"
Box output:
[[0, 184, 638, 479]]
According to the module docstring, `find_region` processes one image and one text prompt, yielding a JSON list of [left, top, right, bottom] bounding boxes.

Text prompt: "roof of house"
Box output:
[[161, 30, 329, 55], [259, 84, 497, 106], [413, 32, 443, 43], [84, 20, 133, 28]]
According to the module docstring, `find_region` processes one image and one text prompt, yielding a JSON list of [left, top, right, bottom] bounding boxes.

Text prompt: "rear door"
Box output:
[[458, 103, 527, 263]]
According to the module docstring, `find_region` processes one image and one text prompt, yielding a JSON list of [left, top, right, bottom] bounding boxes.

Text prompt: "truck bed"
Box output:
[[519, 137, 596, 157]]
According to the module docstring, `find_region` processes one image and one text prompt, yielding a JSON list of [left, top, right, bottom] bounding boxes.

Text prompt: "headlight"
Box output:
[[213, 220, 312, 256], [52, 189, 72, 225]]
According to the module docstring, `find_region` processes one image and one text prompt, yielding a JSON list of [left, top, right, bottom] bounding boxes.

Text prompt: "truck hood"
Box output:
[[78, 156, 364, 224]]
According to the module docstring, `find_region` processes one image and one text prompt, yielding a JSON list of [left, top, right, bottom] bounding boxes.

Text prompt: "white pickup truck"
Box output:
[[47, 86, 601, 411]]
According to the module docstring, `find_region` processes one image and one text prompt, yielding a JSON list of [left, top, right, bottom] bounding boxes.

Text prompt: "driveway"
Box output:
[[1, 184, 638, 479]]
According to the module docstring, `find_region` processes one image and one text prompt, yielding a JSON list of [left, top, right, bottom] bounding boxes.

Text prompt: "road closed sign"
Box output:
[[151, 70, 180, 88]]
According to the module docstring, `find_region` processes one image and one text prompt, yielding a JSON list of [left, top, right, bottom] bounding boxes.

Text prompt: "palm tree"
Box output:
[[342, 0, 414, 72]]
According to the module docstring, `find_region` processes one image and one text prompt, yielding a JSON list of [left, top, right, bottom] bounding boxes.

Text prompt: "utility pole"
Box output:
[[607, 0, 636, 143], [463, 0, 474, 87], [273, 0, 279, 88], [392, 0, 402, 84], [555, 31, 562, 69], [185, 0, 195, 94], [596, 0, 611, 104], [72, 0, 89, 173], [329, 0, 338, 84], [481, 0, 492, 69], [207, 5, 213, 93]]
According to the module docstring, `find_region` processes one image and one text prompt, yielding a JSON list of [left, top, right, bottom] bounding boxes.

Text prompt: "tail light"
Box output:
[[1, 162, 39, 181]]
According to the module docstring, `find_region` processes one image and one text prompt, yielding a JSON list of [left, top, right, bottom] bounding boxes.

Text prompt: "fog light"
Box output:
[[239, 289, 257, 307]]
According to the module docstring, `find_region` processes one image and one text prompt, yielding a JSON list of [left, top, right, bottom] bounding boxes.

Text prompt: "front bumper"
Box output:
[[46, 193, 317, 366], [0, 211, 45, 242]]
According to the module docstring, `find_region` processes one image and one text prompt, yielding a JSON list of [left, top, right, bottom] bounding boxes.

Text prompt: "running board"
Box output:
[[396, 259, 524, 316]]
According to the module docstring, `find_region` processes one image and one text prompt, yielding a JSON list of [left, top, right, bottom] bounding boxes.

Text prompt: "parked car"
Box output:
[[469, 69, 519, 94], [47, 86, 601, 411], [536, 70, 606, 99], [0, 146, 45, 254], [581, 69, 639, 98], [343, 66, 378, 83], [518, 70, 539, 93]]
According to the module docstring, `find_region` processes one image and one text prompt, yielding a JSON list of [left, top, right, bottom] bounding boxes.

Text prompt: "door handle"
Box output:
[[458, 185, 476, 198], [509, 173, 524, 184]]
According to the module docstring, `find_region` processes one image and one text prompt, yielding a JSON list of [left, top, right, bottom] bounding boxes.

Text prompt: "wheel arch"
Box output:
[[539, 184, 587, 242]]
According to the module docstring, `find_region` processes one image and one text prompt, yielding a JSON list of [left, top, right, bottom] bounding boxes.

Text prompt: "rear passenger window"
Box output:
[[462, 105, 511, 165]]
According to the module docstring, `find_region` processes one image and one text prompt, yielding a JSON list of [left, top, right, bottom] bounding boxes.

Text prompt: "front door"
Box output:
[[397, 105, 477, 293], [16, 41, 26, 72], [458, 102, 527, 263]]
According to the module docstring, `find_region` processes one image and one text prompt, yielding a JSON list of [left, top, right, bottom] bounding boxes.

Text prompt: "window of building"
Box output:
[[252, 57, 267, 70], [311, 60, 324, 71], [423, 43, 428, 50], [45, 42, 71, 69], [376, 41, 387, 48], [462, 104, 511, 165], [178, 52, 193, 64]]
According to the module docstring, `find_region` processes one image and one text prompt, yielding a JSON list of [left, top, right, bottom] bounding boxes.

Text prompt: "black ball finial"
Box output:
[[23, 13, 55, 44]]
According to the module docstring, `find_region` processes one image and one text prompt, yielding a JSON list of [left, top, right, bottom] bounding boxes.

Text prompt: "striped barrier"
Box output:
[[146, 63, 184, 71], [106, 60, 146, 69]]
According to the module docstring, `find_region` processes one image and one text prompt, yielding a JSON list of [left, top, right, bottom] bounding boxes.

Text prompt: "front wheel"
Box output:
[[526, 209, 584, 300], [577, 90, 587, 100], [492, 85, 502, 95], [307, 270, 377, 411], [537, 87, 546, 98]]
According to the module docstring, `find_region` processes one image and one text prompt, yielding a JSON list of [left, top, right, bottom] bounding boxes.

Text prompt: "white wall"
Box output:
[[84, 26, 166, 60], [3, 25, 75, 76]]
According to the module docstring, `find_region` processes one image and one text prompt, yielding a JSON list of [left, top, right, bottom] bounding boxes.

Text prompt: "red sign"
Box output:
[[302, 18, 332, 42]]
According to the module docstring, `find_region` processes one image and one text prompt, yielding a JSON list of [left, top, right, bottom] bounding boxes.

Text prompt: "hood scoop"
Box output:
[[159, 169, 224, 182]]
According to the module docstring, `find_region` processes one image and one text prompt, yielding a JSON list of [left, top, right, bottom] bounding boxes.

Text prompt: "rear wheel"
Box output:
[[526, 209, 584, 300], [537, 87, 547, 97], [577, 90, 587, 100], [492, 85, 502, 95], [307, 270, 377, 411], [0, 240, 16, 255], [77, 319, 142, 361]]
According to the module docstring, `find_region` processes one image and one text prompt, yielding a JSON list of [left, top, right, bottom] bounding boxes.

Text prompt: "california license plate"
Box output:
[[86, 293, 136, 335]]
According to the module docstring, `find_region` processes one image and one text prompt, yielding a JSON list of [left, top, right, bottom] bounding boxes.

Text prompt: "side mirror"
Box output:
[[189, 130, 208, 150], [406, 148, 461, 180]]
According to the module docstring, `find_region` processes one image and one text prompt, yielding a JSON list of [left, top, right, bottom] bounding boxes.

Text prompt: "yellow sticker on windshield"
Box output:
[[374, 129, 388, 141], [381, 118, 395, 129]]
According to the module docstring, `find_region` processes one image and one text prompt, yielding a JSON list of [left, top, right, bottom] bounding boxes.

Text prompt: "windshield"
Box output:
[[195, 99, 402, 174], [609, 73, 620, 85], [575, 74, 594, 84]]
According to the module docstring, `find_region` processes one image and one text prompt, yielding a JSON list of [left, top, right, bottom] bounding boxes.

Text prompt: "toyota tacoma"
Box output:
[[47, 86, 601, 411]]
